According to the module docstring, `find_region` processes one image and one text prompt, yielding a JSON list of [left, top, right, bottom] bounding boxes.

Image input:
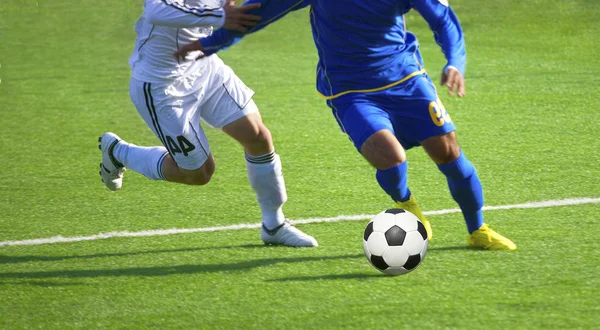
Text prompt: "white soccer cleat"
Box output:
[[98, 132, 126, 191], [261, 221, 318, 247]]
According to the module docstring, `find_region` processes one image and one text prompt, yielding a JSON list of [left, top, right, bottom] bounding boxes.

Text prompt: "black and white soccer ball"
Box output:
[[363, 209, 428, 275]]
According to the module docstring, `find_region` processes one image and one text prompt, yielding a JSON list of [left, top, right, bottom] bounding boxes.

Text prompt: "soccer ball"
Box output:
[[363, 209, 428, 275]]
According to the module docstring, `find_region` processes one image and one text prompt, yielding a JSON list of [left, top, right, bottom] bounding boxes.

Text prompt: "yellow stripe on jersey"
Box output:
[[317, 69, 427, 100]]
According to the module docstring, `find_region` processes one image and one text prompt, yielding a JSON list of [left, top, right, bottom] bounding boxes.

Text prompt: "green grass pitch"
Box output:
[[0, 0, 599, 328]]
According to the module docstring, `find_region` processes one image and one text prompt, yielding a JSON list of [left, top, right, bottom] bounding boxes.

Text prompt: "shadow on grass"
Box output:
[[427, 245, 472, 252], [267, 273, 382, 282], [0, 254, 364, 282], [0, 244, 266, 264], [1, 280, 90, 287]]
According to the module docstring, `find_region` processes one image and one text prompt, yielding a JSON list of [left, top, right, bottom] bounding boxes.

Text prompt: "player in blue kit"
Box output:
[[175, 0, 516, 250]]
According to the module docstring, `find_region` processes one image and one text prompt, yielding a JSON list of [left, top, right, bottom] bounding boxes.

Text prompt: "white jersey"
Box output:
[[129, 0, 226, 83]]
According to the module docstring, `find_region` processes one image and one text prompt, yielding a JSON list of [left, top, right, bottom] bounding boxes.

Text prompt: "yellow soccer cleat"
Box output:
[[468, 224, 517, 250], [395, 195, 432, 240]]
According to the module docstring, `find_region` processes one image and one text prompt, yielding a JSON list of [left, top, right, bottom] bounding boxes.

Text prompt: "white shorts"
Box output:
[[129, 55, 258, 170]]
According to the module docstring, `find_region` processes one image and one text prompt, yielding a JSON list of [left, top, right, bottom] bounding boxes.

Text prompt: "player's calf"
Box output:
[[163, 156, 215, 186], [180, 165, 214, 186]]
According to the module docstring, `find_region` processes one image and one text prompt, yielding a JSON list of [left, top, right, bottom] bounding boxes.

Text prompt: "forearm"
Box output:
[[434, 8, 466, 75], [145, 0, 225, 28], [413, 0, 466, 75], [201, 0, 309, 55]]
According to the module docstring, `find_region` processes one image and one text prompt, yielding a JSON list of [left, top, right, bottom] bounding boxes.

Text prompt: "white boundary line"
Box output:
[[1, 197, 599, 247]]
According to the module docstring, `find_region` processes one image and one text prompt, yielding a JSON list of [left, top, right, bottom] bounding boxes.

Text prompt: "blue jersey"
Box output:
[[201, 0, 465, 100]]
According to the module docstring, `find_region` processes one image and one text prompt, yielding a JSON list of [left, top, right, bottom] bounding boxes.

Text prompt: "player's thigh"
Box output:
[[129, 78, 211, 171], [199, 57, 258, 130], [327, 96, 406, 168], [386, 75, 456, 149], [327, 96, 395, 152]]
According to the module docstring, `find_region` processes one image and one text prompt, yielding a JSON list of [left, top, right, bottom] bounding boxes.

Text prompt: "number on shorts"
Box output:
[[166, 135, 196, 156], [428, 98, 452, 127]]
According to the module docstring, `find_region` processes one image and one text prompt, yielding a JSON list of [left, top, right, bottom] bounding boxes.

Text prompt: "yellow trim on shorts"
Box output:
[[317, 69, 427, 100]]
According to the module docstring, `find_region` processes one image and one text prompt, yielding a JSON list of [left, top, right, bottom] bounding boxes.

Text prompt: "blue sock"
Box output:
[[437, 152, 484, 233], [376, 162, 411, 203]]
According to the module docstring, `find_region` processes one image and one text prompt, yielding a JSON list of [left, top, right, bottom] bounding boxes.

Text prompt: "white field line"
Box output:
[[1, 197, 599, 247]]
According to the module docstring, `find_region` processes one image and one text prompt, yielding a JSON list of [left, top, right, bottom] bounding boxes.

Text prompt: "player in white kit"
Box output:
[[98, 0, 317, 247]]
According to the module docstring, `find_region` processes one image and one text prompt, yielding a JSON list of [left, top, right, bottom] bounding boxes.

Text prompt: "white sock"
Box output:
[[114, 141, 168, 180], [246, 151, 287, 229]]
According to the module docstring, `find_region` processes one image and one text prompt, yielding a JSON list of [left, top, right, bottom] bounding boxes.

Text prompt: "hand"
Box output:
[[173, 40, 205, 61], [440, 67, 466, 98], [222, 0, 261, 32]]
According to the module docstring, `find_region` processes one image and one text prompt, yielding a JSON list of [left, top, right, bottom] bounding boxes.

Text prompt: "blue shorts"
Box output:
[[327, 74, 456, 151]]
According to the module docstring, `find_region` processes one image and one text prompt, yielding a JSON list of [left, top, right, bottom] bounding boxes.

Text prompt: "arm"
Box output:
[[145, 0, 226, 28], [411, 0, 466, 97], [201, 0, 310, 55], [411, 0, 466, 75]]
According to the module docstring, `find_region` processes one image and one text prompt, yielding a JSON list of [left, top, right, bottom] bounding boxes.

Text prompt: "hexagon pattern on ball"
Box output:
[[363, 208, 428, 276]]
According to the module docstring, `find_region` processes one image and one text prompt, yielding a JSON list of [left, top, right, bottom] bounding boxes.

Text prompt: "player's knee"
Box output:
[[245, 123, 273, 155], [361, 130, 406, 169], [422, 133, 461, 164], [368, 152, 405, 170], [224, 114, 274, 154], [435, 143, 461, 164], [251, 124, 272, 146]]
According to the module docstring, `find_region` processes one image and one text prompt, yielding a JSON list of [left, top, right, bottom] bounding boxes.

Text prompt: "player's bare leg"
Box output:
[[360, 129, 432, 239], [421, 132, 516, 250], [420, 132, 461, 165], [222, 112, 317, 247], [160, 153, 215, 186], [99, 131, 217, 188]]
